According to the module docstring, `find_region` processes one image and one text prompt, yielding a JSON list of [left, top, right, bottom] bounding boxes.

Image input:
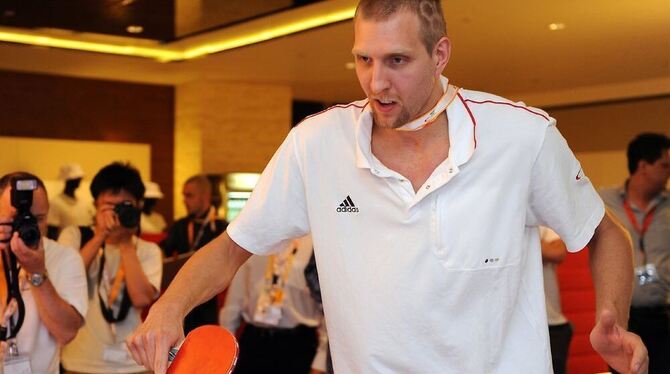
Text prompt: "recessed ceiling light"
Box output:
[[345, 62, 355, 70], [126, 25, 144, 34], [548, 23, 566, 31], [121, 0, 135, 6]]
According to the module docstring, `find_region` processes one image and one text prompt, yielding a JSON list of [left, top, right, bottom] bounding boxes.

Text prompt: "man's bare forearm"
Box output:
[[153, 231, 252, 318], [31, 280, 84, 344], [588, 210, 634, 327]]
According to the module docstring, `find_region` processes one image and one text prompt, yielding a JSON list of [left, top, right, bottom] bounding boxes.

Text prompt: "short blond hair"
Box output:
[[355, 0, 446, 54]]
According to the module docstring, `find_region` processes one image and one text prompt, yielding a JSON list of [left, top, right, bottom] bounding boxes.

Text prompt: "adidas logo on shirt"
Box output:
[[336, 195, 359, 213]]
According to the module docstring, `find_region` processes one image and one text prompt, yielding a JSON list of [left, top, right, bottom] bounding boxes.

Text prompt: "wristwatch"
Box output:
[[27, 271, 48, 287]]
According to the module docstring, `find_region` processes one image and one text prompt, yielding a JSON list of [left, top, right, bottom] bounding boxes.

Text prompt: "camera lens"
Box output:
[[114, 201, 141, 228], [13, 214, 40, 248], [19, 224, 40, 247]]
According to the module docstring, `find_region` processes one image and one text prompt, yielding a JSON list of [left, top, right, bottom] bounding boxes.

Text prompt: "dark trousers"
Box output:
[[183, 297, 219, 335], [234, 324, 318, 374], [628, 306, 670, 374], [549, 322, 573, 374]]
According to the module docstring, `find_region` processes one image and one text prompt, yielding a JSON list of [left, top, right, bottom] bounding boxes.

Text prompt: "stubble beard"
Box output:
[[372, 106, 411, 129]]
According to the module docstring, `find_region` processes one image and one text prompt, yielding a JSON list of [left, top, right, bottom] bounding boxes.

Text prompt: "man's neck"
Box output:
[[626, 176, 661, 210], [191, 206, 212, 221], [371, 114, 450, 192], [105, 233, 133, 246]]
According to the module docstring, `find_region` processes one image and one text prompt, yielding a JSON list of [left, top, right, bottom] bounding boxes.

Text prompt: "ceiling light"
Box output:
[[345, 62, 355, 70], [0, 2, 356, 62], [126, 25, 144, 34], [0, 30, 182, 61], [121, 0, 135, 5], [181, 7, 355, 60], [548, 23, 566, 31]]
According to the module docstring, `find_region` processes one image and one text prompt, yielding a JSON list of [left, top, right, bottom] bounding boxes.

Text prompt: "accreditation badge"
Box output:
[[253, 292, 282, 326], [3, 354, 31, 374]]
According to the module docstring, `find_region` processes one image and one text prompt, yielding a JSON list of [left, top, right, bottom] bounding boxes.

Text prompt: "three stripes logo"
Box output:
[[336, 195, 359, 213]]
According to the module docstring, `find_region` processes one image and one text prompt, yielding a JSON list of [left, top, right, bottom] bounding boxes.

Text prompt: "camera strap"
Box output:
[[0, 249, 26, 341], [97, 247, 132, 324]]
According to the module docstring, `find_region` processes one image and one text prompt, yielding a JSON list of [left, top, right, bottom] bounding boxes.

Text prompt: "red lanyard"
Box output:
[[623, 199, 656, 255]]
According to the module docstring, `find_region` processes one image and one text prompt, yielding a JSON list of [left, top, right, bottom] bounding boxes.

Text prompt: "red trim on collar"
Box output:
[[460, 98, 550, 121], [457, 93, 478, 149], [295, 101, 368, 127]]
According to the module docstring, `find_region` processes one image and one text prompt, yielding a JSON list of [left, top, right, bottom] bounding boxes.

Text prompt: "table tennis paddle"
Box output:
[[166, 325, 238, 374]]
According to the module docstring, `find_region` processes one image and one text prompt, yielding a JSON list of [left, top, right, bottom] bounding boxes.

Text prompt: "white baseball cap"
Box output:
[[144, 181, 164, 199], [58, 163, 85, 180]]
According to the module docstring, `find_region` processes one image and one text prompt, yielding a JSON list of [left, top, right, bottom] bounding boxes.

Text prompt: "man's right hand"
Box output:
[[126, 301, 185, 373], [94, 204, 120, 239]]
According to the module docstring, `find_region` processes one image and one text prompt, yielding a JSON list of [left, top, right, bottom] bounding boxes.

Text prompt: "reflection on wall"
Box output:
[[0, 136, 151, 205]]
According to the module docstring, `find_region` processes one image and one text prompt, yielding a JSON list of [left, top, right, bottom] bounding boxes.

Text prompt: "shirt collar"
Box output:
[[354, 76, 476, 170]]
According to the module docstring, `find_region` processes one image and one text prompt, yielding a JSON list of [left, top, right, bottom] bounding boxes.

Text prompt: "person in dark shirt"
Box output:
[[161, 174, 227, 334]]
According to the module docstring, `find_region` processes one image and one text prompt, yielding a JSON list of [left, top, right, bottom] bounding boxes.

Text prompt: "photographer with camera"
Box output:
[[58, 162, 162, 373], [0, 172, 87, 374]]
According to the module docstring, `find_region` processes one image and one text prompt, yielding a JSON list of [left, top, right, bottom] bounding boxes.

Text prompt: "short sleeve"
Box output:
[[138, 240, 163, 295], [57, 225, 82, 250], [45, 239, 89, 318], [528, 125, 605, 251], [227, 129, 310, 255]]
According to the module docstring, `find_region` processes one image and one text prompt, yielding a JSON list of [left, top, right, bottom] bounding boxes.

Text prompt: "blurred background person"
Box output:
[[140, 181, 166, 235], [220, 235, 327, 374], [59, 162, 162, 374], [47, 163, 94, 239], [540, 226, 572, 374], [600, 132, 670, 373], [161, 174, 227, 335]]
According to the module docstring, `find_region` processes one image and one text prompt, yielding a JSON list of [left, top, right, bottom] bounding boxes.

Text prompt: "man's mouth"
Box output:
[[374, 98, 397, 112]]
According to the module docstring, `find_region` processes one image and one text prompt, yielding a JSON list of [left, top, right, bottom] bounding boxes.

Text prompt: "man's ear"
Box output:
[[433, 36, 451, 75]]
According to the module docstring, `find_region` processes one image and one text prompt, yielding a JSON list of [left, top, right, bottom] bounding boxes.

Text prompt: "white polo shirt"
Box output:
[[11, 238, 88, 374], [227, 86, 605, 373]]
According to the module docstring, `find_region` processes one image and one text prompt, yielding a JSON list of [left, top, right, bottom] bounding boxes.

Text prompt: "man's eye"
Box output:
[[356, 55, 370, 63], [391, 56, 405, 64]]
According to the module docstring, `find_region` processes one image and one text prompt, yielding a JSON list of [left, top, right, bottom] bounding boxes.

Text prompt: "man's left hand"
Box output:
[[9, 232, 46, 274], [590, 309, 648, 374]]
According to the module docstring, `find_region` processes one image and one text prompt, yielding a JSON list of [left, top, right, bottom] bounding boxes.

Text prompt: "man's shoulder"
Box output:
[[598, 186, 623, 206], [169, 217, 190, 230], [294, 100, 368, 132], [44, 237, 84, 270], [136, 237, 163, 258], [457, 89, 552, 125]]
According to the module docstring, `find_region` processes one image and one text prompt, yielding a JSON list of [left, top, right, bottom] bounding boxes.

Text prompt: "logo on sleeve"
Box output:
[[575, 167, 583, 181], [336, 195, 359, 213]]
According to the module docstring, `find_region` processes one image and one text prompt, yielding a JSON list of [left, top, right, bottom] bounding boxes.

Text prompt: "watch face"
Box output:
[[29, 273, 45, 286]]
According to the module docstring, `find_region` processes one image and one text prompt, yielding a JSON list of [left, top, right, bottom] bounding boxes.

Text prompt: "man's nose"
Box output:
[[370, 63, 390, 95]]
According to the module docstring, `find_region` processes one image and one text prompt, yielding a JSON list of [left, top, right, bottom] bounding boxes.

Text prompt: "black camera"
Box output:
[[10, 178, 40, 248], [113, 201, 141, 228]]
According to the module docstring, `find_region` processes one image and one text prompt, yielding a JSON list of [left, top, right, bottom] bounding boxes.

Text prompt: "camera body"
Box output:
[[114, 201, 141, 228], [10, 178, 40, 248]]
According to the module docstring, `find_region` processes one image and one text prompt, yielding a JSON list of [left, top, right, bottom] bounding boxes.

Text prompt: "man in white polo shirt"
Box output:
[[128, 1, 647, 373], [0, 172, 87, 374]]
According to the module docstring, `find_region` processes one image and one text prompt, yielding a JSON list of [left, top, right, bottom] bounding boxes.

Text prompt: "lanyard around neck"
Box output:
[[97, 247, 132, 323], [623, 199, 657, 255]]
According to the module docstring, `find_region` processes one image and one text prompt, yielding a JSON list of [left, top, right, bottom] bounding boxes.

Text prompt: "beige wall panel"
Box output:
[[0, 136, 150, 206], [174, 81, 291, 219]]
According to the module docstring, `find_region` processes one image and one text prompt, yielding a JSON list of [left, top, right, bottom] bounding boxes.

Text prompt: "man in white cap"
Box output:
[[141, 181, 167, 234], [47, 163, 94, 239]]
